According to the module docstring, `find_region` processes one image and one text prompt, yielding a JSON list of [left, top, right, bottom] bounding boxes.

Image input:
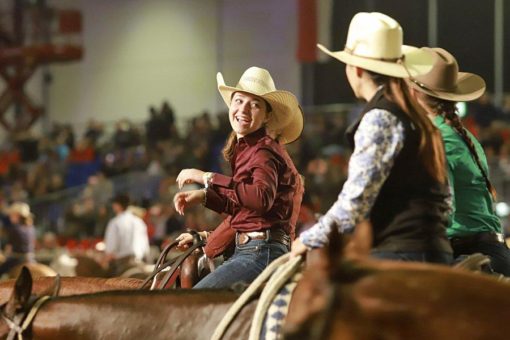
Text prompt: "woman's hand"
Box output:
[[176, 169, 205, 189], [290, 238, 310, 258], [173, 189, 206, 215], [175, 233, 194, 250]]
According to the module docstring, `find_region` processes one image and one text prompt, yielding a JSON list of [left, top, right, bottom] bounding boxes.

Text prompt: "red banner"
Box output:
[[297, 0, 317, 63]]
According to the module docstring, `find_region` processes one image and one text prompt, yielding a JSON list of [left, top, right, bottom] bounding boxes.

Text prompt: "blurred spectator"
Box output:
[[0, 143, 20, 180], [103, 193, 150, 275], [113, 119, 142, 149], [468, 92, 507, 128], [84, 119, 104, 146], [0, 202, 36, 276], [161, 100, 176, 139]]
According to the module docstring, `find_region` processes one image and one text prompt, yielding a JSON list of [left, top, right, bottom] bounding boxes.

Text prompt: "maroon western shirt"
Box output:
[[203, 128, 303, 257]]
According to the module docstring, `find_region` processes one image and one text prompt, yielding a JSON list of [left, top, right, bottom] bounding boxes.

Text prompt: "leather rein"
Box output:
[[140, 231, 205, 289], [1, 295, 51, 340]]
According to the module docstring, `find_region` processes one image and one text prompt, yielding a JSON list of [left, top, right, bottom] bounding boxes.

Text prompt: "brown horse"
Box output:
[[0, 276, 143, 304], [284, 230, 510, 340], [3, 225, 510, 340], [0, 268, 255, 340]]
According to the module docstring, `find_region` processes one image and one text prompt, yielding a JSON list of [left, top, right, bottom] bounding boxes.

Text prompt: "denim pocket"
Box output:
[[236, 240, 264, 254]]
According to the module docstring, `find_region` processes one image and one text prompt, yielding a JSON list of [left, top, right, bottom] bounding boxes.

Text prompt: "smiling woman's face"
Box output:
[[229, 92, 269, 138]]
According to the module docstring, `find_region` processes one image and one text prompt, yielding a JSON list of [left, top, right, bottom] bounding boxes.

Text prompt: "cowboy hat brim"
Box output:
[[217, 73, 304, 144], [317, 44, 435, 78], [407, 71, 486, 102]]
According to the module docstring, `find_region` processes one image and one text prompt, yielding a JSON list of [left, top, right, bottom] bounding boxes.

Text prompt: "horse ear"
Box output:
[[327, 225, 345, 270], [344, 220, 372, 260], [39, 274, 61, 297], [4, 266, 33, 317]]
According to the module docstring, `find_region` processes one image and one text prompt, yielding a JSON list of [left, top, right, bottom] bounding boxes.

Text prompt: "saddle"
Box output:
[[452, 253, 493, 273]]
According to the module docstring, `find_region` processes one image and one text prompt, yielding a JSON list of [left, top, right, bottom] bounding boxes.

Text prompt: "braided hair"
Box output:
[[422, 95, 497, 201]]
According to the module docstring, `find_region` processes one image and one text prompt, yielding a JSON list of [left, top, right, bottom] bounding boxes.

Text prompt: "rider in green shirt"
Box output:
[[434, 114, 501, 238], [409, 47, 510, 276]]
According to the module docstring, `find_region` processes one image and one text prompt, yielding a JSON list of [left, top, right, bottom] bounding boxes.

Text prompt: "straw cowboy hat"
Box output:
[[317, 12, 435, 78], [217, 66, 304, 144], [7, 202, 33, 219], [408, 47, 486, 102]]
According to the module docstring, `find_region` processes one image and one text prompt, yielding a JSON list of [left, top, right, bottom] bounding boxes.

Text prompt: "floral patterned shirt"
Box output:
[[299, 108, 405, 248]]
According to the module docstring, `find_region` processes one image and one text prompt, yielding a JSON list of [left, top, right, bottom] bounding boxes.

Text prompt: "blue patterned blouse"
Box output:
[[299, 108, 405, 248]]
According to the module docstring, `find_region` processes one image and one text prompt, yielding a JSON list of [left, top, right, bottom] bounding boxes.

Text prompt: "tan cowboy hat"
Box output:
[[408, 47, 486, 102], [217, 66, 304, 144], [7, 202, 33, 219], [317, 12, 434, 78]]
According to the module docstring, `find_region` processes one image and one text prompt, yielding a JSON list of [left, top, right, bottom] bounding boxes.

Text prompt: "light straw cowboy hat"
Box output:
[[317, 12, 435, 78], [408, 47, 486, 102], [217, 66, 304, 144], [7, 202, 33, 219]]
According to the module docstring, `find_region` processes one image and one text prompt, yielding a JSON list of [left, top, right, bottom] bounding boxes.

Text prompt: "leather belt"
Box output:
[[236, 228, 291, 249], [450, 232, 505, 248]]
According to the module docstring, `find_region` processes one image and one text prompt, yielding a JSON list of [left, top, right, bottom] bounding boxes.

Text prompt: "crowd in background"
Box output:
[[1, 93, 510, 254]]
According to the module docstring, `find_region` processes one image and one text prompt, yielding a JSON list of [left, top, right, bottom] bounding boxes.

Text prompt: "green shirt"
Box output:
[[434, 115, 502, 238]]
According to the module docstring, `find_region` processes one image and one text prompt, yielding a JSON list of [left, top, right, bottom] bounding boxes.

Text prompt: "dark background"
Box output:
[[309, 0, 508, 105]]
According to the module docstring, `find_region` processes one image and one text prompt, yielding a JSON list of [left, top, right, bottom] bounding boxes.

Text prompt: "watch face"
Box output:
[[203, 172, 212, 188]]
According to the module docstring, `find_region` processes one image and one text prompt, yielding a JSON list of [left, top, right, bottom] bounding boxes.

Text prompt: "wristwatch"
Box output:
[[203, 172, 214, 189]]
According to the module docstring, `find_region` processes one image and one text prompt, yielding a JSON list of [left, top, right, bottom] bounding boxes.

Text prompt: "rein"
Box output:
[[140, 240, 179, 289], [2, 295, 51, 340], [156, 239, 205, 289], [211, 253, 303, 340], [140, 232, 205, 290]]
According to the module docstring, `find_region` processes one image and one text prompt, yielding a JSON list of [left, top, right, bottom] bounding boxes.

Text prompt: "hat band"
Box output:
[[344, 46, 404, 63], [409, 77, 459, 96], [345, 46, 418, 79], [409, 78, 443, 97]]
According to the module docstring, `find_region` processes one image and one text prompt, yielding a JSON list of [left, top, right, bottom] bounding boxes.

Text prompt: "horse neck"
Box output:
[[31, 291, 241, 339]]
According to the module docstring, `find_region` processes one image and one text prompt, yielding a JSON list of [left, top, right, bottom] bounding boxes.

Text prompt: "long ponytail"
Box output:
[[366, 71, 447, 184]]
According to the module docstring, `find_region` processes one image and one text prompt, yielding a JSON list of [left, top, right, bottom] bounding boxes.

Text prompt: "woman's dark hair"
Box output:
[[418, 94, 497, 200], [222, 131, 238, 161], [366, 70, 447, 184]]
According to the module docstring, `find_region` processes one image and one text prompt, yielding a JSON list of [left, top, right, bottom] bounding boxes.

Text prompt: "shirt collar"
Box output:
[[433, 114, 446, 127], [238, 127, 267, 146]]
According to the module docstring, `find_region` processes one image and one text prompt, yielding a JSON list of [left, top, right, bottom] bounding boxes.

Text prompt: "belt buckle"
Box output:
[[236, 233, 250, 246]]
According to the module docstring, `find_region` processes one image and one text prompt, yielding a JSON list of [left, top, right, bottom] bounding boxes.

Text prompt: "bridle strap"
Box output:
[[3, 314, 23, 340], [3, 295, 51, 340]]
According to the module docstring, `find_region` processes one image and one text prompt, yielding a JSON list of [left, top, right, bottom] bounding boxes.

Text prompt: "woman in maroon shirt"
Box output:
[[173, 66, 304, 289]]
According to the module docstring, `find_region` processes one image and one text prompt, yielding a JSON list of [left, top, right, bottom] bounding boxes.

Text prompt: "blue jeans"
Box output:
[[370, 251, 453, 265], [193, 239, 288, 289], [452, 240, 510, 277]]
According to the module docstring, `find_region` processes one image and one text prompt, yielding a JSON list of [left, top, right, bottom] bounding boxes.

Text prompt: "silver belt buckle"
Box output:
[[246, 231, 266, 238]]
